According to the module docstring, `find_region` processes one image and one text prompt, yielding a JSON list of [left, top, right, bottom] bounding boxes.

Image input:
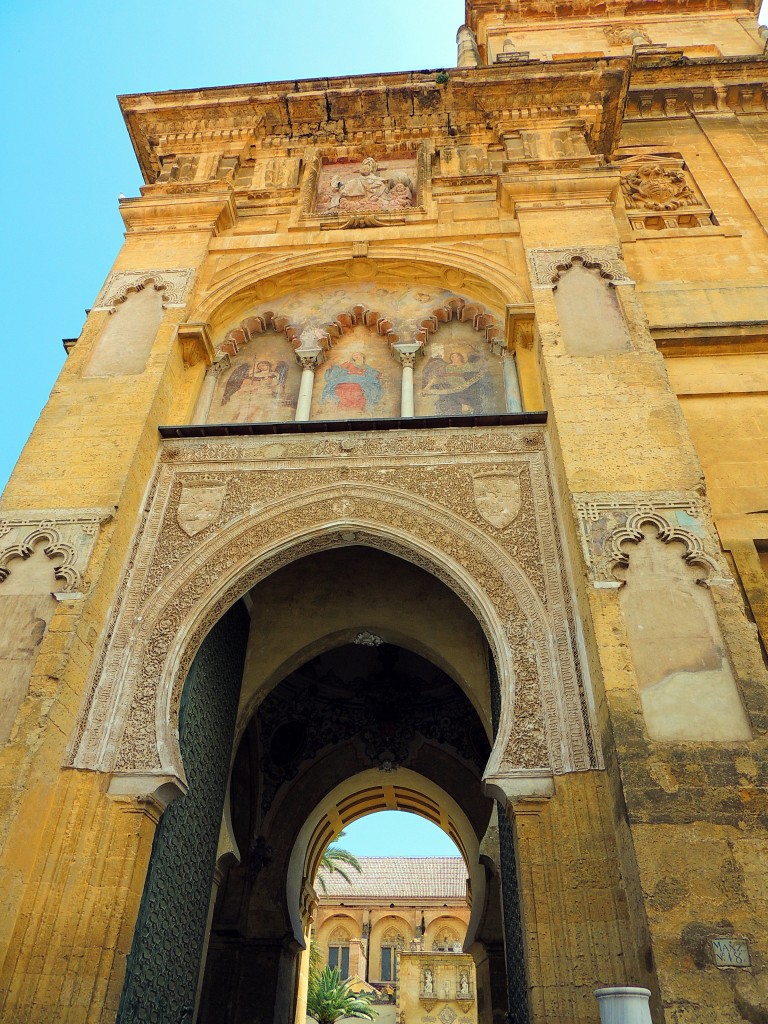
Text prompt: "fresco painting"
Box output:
[[315, 157, 417, 215], [209, 334, 301, 423], [310, 326, 401, 421], [212, 285, 512, 423], [415, 321, 506, 416]]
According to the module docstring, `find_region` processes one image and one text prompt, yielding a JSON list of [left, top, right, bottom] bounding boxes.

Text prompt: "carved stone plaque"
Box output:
[[712, 938, 751, 969], [315, 156, 416, 215]]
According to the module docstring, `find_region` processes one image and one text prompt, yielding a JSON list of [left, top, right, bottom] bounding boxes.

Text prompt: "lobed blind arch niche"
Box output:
[[196, 284, 523, 425]]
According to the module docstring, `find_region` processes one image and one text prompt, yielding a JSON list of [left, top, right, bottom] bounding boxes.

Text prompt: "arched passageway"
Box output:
[[114, 545, 532, 1024], [197, 623, 518, 1024]]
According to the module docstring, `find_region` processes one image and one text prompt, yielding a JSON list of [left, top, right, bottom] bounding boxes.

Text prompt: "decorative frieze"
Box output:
[[93, 268, 195, 310], [527, 247, 633, 288], [0, 509, 112, 594]]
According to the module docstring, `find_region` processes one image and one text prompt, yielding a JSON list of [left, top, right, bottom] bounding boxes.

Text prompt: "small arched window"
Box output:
[[328, 926, 352, 979], [380, 928, 404, 982]]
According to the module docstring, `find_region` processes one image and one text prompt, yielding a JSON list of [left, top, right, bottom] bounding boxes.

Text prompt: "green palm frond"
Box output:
[[307, 966, 377, 1024], [316, 832, 363, 894]]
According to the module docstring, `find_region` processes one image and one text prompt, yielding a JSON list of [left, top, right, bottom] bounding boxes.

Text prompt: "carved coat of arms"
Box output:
[[472, 472, 521, 530], [176, 481, 227, 537]]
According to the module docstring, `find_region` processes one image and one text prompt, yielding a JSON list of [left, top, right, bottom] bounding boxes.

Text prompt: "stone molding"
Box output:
[[528, 247, 633, 288], [66, 427, 601, 788], [176, 322, 215, 368], [0, 509, 113, 594], [93, 268, 194, 310]]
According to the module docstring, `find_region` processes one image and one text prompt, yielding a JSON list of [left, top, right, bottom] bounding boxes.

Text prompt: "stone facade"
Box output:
[[309, 856, 473, 1024], [0, 1, 767, 1023]]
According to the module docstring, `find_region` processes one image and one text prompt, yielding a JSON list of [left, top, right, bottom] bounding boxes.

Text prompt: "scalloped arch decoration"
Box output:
[[0, 527, 81, 591], [218, 310, 304, 357], [414, 296, 502, 350], [321, 305, 400, 347], [602, 510, 718, 582], [528, 247, 633, 289]]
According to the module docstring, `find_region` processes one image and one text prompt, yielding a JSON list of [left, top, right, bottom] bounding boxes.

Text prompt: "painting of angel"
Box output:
[[417, 347, 493, 415], [209, 338, 301, 423], [415, 323, 507, 417]]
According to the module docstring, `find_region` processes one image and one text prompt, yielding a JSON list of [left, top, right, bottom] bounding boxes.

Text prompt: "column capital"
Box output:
[[295, 346, 324, 371], [392, 342, 422, 368], [176, 321, 215, 369], [483, 770, 554, 809]]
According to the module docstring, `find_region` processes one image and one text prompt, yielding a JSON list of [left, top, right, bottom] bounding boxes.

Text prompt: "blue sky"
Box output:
[[335, 811, 462, 857], [0, 2, 766, 493]]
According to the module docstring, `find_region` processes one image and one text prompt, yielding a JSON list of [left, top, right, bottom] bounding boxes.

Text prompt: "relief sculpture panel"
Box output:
[[315, 156, 416, 215]]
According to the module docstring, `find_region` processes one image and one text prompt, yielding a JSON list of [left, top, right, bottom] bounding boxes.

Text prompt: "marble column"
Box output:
[[193, 355, 231, 422], [393, 344, 422, 417], [294, 347, 323, 422]]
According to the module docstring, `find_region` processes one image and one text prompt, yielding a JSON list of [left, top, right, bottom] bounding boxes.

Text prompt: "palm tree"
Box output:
[[307, 967, 377, 1024], [316, 832, 363, 894]]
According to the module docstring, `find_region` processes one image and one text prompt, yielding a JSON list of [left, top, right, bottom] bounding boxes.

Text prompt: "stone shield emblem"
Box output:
[[472, 472, 521, 530], [176, 482, 227, 537]]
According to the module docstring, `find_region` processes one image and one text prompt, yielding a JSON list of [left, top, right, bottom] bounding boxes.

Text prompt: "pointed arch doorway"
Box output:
[[113, 543, 529, 1024]]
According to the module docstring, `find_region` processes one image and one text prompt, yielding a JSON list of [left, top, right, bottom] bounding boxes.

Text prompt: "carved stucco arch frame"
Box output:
[[72, 480, 592, 802], [189, 245, 530, 331]]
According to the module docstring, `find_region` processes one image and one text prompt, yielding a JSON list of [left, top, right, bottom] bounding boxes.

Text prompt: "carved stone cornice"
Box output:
[[119, 58, 630, 183], [118, 191, 237, 233], [500, 169, 621, 215], [465, 0, 761, 36], [625, 54, 768, 120]]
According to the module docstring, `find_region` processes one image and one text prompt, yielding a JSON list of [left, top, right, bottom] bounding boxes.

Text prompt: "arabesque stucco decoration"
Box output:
[[93, 269, 195, 310], [67, 426, 600, 790], [0, 509, 113, 594], [528, 247, 633, 288]]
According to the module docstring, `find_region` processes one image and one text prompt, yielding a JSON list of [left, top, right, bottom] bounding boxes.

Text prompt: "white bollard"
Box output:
[[594, 987, 652, 1024]]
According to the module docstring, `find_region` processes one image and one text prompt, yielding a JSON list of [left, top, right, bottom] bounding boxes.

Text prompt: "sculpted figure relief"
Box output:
[[317, 156, 415, 214]]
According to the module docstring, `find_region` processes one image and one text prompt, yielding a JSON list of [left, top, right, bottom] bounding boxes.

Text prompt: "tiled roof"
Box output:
[[319, 857, 468, 899]]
